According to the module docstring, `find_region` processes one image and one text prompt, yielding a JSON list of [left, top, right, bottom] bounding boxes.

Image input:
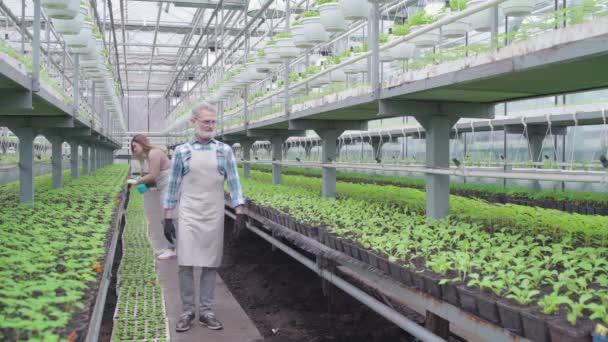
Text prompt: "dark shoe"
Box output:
[[176, 312, 195, 332], [199, 312, 223, 330]]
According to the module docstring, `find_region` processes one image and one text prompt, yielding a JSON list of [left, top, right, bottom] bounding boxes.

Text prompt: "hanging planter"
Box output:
[[264, 40, 283, 64], [51, 13, 83, 35], [464, 0, 500, 32], [441, 5, 470, 39], [318, 1, 347, 32], [301, 11, 329, 44], [500, 0, 536, 17], [291, 21, 314, 48], [409, 24, 440, 48], [274, 33, 300, 59], [329, 69, 346, 83], [339, 0, 368, 20], [406, 10, 440, 48], [343, 53, 368, 74], [64, 21, 92, 49], [43, 0, 79, 19], [383, 27, 414, 61]]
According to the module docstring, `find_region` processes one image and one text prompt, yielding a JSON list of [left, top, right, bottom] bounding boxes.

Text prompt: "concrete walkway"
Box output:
[[143, 190, 263, 342]]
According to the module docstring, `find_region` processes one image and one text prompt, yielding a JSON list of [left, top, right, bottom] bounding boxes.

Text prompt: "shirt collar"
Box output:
[[190, 137, 217, 145]]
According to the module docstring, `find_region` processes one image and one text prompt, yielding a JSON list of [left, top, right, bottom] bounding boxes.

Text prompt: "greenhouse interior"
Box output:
[[1, 0, 608, 341]]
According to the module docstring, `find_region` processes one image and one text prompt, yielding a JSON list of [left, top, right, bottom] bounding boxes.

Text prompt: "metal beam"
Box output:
[[0, 91, 33, 112], [0, 116, 74, 128], [246, 129, 306, 138], [379, 100, 495, 119], [288, 120, 368, 131]]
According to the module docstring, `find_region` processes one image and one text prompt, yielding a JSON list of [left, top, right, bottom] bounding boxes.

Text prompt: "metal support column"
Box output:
[[370, 137, 382, 162], [241, 140, 253, 178], [70, 140, 79, 179], [82, 144, 89, 175], [369, 3, 380, 98], [14, 127, 35, 203], [32, 0, 41, 92], [73, 54, 80, 117], [316, 129, 342, 198], [271, 136, 284, 185], [90, 145, 97, 172], [415, 116, 458, 219], [49, 136, 63, 188]]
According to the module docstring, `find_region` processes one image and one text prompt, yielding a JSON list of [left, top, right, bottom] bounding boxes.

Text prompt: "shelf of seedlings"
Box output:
[[111, 190, 169, 342], [229, 169, 608, 342], [244, 164, 608, 215], [0, 165, 128, 342]]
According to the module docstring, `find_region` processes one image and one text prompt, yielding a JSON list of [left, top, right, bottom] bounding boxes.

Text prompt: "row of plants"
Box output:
[[0, 165, 128, 341], [244, 164, 608, 215], [237, 170, 608, 341], [112, 190, 168, 341], [247, 170, 608, 246]]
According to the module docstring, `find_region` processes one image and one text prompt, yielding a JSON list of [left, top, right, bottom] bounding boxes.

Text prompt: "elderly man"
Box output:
[[163, 103, 247, 332]]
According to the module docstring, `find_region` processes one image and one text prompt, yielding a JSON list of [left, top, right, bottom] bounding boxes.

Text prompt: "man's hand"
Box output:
[[163, 219, 176, 243], [235, 205, 247, 215], [126, 179, 138, 185]]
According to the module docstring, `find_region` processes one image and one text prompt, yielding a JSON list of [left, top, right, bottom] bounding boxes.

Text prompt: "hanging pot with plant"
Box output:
[[441, 0, 471, 39], [51, 12, 83, 35], [342, 44, 368, 74], [274, 32, 300, 59], [338, 0, 368, 20], [317, 0, 347, 32], [408, 11, 440, 48], [43, 0, 79, 19], [301, 10, 329, 44], [63, 20, 93, 49], [388, 26, 416, 60], [264, 39, 283, 64], [464, 0, 502, 32], [499, 0, 537, 17], [291, 21, 314, 48]]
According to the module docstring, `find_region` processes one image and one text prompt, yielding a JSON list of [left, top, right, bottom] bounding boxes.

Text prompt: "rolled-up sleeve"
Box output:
[[163, 147, 183, 209], [223, 145, 245, 207]]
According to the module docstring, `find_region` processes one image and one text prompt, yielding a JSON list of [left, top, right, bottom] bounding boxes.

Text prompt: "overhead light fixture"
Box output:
[[247, 0, 286, 19]]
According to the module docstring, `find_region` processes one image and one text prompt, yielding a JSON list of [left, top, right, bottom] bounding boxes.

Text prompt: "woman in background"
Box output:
[[130, 134, 176, 260]]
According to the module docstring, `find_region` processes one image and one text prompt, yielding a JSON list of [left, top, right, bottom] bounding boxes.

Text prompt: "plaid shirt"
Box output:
[[162, 137, 245, 209]]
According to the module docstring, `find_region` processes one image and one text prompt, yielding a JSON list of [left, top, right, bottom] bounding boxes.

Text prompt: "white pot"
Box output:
[[339, 0, 369, 20], [43, 0, 79, 19], [275, 37, 300, 59], [265, 45, 283, 64], [464, 0, 502, 32], [329, 69, 346, 83], [409, 24, 440, 48], [388, 36, 415, 60], [42, 0, 69, 9], [69, 37, 94, 54], [254, 57, 276, 73], [302, 17, 329, 44], [500, 0, 535, 17], [291, 25, 314, 48], [64, 21, 92, 48], [380, 49, 393, 62], [310, 73, 330, 88], [366, 0, 390, 3], [343, 54, 367, 74], [51, 13, 83, 35], [318, 3, 347, 32], [442, 19, 469, 39]]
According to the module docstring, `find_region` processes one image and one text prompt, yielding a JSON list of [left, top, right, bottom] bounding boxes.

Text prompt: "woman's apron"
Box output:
[[176, 143, 225, 267]]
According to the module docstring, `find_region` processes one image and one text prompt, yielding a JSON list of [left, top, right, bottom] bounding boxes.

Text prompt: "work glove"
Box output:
[[163, 219, 176, 243], [232, 213, 247, 240], [126, 179, 138, 185]]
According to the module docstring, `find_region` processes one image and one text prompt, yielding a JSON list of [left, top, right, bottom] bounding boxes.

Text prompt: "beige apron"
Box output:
[[177, 143, 225, 267]]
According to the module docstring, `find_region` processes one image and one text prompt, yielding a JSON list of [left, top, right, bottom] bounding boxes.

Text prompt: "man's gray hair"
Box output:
[[191, 103, 217, 118]]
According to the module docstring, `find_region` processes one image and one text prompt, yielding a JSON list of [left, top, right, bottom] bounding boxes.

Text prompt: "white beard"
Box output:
[[196, 129, 215, 139]]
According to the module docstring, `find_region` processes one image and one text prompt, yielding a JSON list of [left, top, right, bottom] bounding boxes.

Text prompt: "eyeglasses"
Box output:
[[193, 118, 216, 126]]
